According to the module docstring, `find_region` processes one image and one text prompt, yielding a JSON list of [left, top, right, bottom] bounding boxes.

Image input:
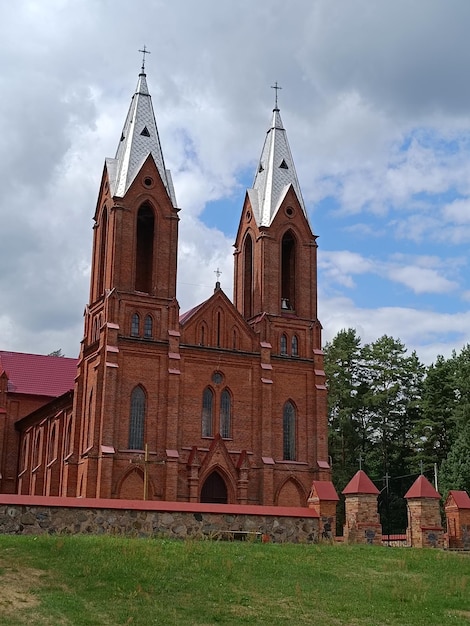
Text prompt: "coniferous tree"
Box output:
[[415, 354, 458, 471], [439, 344, 470, 496]]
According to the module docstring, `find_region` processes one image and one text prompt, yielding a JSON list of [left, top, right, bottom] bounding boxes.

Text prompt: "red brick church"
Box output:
[[0, 65, 329, 506]]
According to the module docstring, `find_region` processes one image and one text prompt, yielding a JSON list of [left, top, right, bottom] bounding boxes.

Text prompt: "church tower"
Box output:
[[72, 61, 181, 499], [234, 99, 322, 350]]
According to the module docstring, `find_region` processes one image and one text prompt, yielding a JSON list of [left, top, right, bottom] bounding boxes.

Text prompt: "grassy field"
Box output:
[[0, 535, 469, 625]]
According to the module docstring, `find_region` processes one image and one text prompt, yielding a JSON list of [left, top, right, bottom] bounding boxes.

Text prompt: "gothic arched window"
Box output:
[[129, 386, 146, 450], [280, 334, 288, 356], [292, 335, 299, 357], [283, 401, 296, 461], [202, 387, 214, 437], [220, 389, 232, 439], [135, 204, 154, 293], [131, 313, 140, 337], [144, 314, 153, 338]]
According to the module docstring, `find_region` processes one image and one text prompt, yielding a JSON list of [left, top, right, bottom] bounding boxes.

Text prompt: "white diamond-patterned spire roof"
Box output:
[[250, 108, 307, 227], [107, 72, 177, 205]]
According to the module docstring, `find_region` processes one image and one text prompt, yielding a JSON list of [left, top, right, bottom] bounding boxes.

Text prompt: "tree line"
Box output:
[[323, 329, 470, 533]]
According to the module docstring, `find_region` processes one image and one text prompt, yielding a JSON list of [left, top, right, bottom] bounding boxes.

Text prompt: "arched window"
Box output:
[[280, 334, 288, 356], [283, 401, 296, 461], [49, 424, 58, 463], [135, 204, 154, 293], [220, 389, 231, 439], [97, 207, 107, 296], [292, 335, 299, 357], [281, 231, 296, 310], [232, 327, 239, 350], [32, 430, 42, 469], [200, 323, 207, 346], [202, 387, 214, 437], [64, 416, 73, 459], [131, 313, 140, 337], [243, 234, 253, 318], [129, 386, 146, 450], [144, 315, 153, 338]]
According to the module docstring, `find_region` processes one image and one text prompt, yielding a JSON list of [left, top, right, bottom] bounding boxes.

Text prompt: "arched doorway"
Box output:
[[200, 471, 228, 503]]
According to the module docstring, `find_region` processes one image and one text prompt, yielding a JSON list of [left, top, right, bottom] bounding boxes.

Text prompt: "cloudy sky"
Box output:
[[1, 0, 470, 364]]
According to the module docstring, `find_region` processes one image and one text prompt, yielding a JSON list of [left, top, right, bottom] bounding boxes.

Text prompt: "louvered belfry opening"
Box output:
[[281, 231, 296, 310], [243, 234, 253, 318], [135, 204, 154, 293]]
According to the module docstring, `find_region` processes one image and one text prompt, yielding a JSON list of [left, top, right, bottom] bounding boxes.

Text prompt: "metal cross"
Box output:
[[139, 45, 151, 72], [358, 451, 363, 471], [214, 267, 222, 280], [271, 81, 282, 109]]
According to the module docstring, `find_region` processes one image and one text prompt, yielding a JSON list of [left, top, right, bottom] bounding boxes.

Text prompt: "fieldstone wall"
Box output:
[[0, 496, 319, 544]]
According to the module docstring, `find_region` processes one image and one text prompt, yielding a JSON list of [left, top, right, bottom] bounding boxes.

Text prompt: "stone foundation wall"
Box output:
[[0, 495, 319, 544]]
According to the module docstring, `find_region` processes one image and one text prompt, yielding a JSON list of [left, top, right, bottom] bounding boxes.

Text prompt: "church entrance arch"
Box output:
[[200, 471, 228, 504]]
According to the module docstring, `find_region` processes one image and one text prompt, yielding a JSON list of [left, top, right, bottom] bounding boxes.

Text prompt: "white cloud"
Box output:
[[1, 0, 470, 366], [387, 266, 458, 294]]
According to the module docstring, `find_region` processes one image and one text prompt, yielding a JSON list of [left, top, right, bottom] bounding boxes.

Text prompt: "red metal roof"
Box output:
[[447, 490, 470, 509], [404, 474, 441, 499], [0, 351, 77, 398], [342, 470, 379, 495], [179, 301, 207, 324], [310, 480, 339, 501]]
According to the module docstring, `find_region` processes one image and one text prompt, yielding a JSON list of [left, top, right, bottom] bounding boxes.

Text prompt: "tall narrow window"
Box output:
[[281, 231, 296, 310], [135, 204, 154, 293], [220, 389, 231, 438], [144, 315, 153, 338], [64, 417, 73, 459], [232, 327, 239, 350], [292, 335, 299, 357], [280, 334, 288, 355], [129, 386, 146, 450], [243, 234, 253, 318], [86, 389, 94, 451], [216, 311, 221, 347], [49, 424, 58, 464], [131, 313, 140, 337], [97, 208, 107, 296], [202, 387, 214, 437], [283, 401, 296, 460]]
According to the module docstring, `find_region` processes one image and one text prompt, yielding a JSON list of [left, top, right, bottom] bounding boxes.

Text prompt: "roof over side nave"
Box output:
[[0, 351, 77, 398]]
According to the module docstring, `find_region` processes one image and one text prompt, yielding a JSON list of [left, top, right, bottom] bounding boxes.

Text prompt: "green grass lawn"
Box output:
[[0, 535, 468, 625]]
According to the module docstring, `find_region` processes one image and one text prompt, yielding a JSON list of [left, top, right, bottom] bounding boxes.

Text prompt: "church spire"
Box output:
[[107, 63, 176, 205], [249, 99, 307, 227]]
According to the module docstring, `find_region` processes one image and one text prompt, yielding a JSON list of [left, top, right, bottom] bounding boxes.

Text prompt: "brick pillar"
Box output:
[[405, 475, 443, 548], [308, 480, 339, 540], [342, 470, 382, 545], [444, 490, 470, 549]]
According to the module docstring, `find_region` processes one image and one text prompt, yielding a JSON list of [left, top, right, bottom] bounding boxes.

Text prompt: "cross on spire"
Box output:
[[139, 45, 151, 72], [214, 267, 222, 281], [271, 81, 282, 109]]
